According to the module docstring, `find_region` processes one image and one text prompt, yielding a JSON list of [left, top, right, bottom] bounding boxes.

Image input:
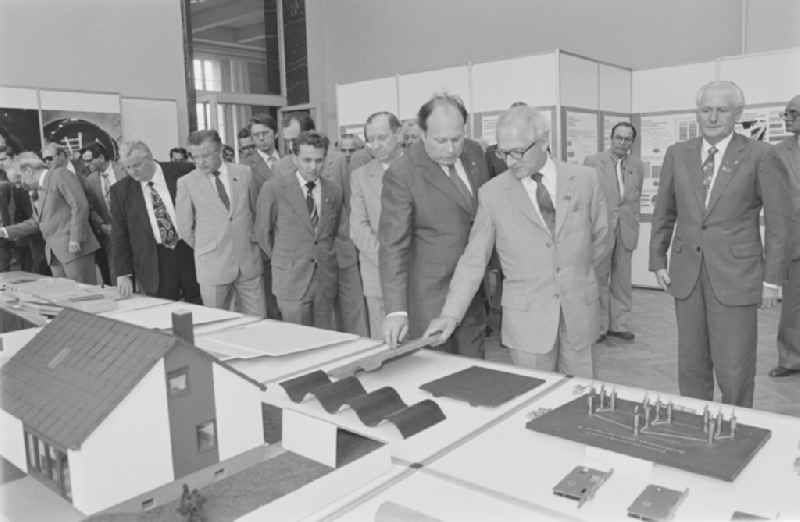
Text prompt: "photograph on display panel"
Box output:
[[0, 108, 42, 154], [41, 109, 121, 162]]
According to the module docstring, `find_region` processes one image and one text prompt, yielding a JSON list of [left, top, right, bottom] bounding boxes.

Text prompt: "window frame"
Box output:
[[166, 366, 191, 397], [196, 419, 218, 453]]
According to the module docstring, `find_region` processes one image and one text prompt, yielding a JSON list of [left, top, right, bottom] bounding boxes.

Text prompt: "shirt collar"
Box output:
[[258, 149, 279, 162], [702, 132, 734, 159], [102, 163, 114, 179], [141, 162, 166, 187], [207, 162, 228, 179], [296, 170, 318, 191], [539, 156, 557, 181]]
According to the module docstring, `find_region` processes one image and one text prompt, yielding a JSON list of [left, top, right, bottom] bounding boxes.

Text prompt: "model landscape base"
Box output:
[[527, 388, 771, 481]]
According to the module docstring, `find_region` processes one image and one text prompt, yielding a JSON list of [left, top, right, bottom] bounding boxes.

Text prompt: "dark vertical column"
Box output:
[[282, 0, 309, 106], [180, 0, 197, 132]]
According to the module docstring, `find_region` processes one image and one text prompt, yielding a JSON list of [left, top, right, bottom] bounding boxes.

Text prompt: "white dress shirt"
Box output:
[[616, 157, 625, 198], [207, 162, 232, 202], [100, 163, 119, 209], [701, 132, 733, 207], [140, 164, 177, 245], [520, 156, 558, 225], [296, 171, 322, 218], [438, 158, 473, 195], [258, 149, 280, 169]]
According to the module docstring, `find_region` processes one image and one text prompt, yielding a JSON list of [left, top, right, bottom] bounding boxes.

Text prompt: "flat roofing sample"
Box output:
[[102, 301, 242, 329], [420, 365, 545, 407], [196, 319, 358, 359]]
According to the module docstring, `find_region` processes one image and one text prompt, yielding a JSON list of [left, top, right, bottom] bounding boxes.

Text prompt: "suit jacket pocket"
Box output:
[[501, 283, 530, 311], [730, 243, 762, 259], [195, 242, 216, 255]]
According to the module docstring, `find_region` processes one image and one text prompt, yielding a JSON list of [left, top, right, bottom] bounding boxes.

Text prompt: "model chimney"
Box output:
[[172, 312, 194, 344]]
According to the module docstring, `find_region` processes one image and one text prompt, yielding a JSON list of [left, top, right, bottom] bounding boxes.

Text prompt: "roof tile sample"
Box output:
[[420, 366, 545, 407]]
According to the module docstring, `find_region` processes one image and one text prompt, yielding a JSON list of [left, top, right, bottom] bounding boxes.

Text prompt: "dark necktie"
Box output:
[[211, 170, 230, 211], [148, 181, 178, 249], [305, 180, 319, 229], [700, 145, 717, 206], [531, 172, 556, 234], [446, 163, 473, 212]]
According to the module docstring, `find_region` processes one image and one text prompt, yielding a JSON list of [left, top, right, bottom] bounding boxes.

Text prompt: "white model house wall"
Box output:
[[0, 408, 27, 473], [211, 363, 264, 461], [68, 360, 174, 515]]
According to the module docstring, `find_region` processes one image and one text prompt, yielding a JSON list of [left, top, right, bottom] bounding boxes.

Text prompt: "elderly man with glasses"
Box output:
[[584, 122, 646, 343], [424, 105, 608, 377]]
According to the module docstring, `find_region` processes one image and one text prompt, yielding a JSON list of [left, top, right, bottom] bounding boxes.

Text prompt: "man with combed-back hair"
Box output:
[[424, 106, 608, 377], [111, 141, 200, 302], [649, 81, 790, 407], [380, 92, 490, 357]]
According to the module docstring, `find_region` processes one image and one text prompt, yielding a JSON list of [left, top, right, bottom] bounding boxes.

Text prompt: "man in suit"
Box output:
[[176, 130, 265, 316], [170, 147, 190, 163], [584, 122, 646, 342], [425, 106, 608, 376], [111, 141, 200, 303], [255, 131, 341, 328], [82, 142, 126, 285], [380, 93, 490, 356], [248, 113, 279, 187], [650, 81, 789, 407], [351, 111, 404, 339], [274, 115, 369, 336], [1, 152, 99, 282], [770, 95, 800, 378]]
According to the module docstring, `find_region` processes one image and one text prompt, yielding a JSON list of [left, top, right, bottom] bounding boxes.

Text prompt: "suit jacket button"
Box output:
[[554, 293, 559, 299], [314, 240, 318, 245], [229, 217, 233, 222], [545, 242, 552, 248], [556, 267, 561, 273], [701, 225, 707, 230], [696, 246, 701, 252]]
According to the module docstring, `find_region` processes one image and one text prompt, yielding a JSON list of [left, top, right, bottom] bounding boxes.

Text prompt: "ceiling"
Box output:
[[190, 0, 274, 52]]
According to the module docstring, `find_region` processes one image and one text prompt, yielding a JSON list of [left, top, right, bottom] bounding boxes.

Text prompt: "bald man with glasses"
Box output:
[[425, 106, 608, 377]]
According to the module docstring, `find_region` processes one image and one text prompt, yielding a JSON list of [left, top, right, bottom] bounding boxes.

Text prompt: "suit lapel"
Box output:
[[129, 178, 156, 242], [283, 173, 314, 233], [460, 149, 480, 209], [411, 142, 473, 215], [684, 139, 706, 214], [504, 173, 549, 234], [227, 166, 240, 216], [779, 137, 799, 183], [318, 178, 336, 239], [705, 134, 747, 216], [555, 163, 576, 237]]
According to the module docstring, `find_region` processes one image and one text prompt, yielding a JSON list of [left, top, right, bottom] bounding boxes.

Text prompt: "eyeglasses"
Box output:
[[782, 110, 800, 121], [42, 156, 54, 162], [612, 136, 634, 143], [239, 145, 256, 152], [495, 139, 540, 161], [251, 131, 273, 139]]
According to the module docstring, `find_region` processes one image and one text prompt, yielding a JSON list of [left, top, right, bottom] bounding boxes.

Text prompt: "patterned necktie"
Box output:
[[101, 172, 111, 209], [305, 180, 319, 229], [700, 145, 718, 206], [531, 172, 556, 234], [148, 181, 178, 248], [446, 163, 474, 212], [211, 170, 230, 211]]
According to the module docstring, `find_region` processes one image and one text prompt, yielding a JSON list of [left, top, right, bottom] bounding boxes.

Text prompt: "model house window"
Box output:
[[167, 367, 190, 396], [24, 429, 70, 501], [196, 420, 217, 452]]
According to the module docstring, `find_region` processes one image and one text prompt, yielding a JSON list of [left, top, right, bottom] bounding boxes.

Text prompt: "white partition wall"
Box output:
[[471, 53, 558, 112], [717, 48, 800, 105], [335, 76, 398, 132], [121, 98, 180, 161], [397, 66, 471, 121], [0, 87, 38, 109], [632, 61, 716, 113]]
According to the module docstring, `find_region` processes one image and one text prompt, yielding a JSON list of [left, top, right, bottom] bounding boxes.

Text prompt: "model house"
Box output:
[[0, 308, 265, 515]]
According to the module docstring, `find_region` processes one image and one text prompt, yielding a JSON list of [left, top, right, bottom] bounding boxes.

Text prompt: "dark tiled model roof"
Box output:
[[0, 308, 263, 451]]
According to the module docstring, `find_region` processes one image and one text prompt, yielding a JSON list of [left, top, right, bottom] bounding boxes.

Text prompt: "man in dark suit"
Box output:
[[380, 93, 490, 356], [249, 113, 279, 187], [770, 95, 800, 378], [111, 141, 200, 303], [649, 81, 790, 407], [584, 122, 646, 342], [255, 131, 341, 327], [82, 142, 126, 285]]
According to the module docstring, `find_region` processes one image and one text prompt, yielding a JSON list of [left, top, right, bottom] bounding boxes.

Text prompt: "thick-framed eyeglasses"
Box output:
[[782, 110, 800, 121], [495, 138, 540, 161], [239, 145, 256, 153]]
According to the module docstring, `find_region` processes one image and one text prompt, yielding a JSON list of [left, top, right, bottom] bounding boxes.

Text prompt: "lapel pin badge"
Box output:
[[563, 195, 572, 201]]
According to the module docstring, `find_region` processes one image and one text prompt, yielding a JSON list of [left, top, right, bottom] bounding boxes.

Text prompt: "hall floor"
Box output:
[[485, 288, 800, 418]]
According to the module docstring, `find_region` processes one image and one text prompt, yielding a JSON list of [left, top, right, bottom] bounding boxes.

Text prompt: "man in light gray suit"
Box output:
[[650, 81, 790, 407], [176, 130, 265, 316], [584, 122, 645, 342], [425, 106, 608, 377], [1, 152, 99, 283], [769, 95, 800, 378], [350, 111, 404, 339], [255, 132, 341, 328]]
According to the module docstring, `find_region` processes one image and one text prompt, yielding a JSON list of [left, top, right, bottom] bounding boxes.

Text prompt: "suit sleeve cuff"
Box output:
[[763, 282, 781, 290], [385, 311, 407, 319]]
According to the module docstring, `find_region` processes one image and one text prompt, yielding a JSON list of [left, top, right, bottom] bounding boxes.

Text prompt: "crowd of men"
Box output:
[[0, 81, 797, 409]]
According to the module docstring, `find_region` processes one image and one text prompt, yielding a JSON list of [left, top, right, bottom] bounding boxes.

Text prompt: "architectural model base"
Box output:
[[526, 390, 771, 481]]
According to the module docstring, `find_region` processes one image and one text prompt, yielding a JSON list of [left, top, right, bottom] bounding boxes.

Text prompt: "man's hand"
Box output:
[[761, 285, 780, 310], [100, 224, 112, 236], [68, 240, 80, 254], [116, 275, 134, 298], [0, 228, 7, 239], [383, 314, 409, 348], [423, 316, 459, 346], [654, 268, 671, 293]]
